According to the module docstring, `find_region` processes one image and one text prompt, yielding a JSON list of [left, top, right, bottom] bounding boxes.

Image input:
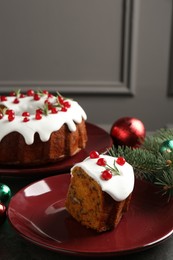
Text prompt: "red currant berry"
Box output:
[[0, 96, 7, 101], [44, 100, 52, 108], [101, 170, 112, 180], [22, 111, 30, 117], [63, 101, 71, 108], [36, 109, 43, 114], [13, 98, 19, 104], [58, 96, 64, 104], [6, 109, 15, 116], [27, 89, 35, 96], [34, 94, 40, 101], [97, 158, 107, 166], [9, 91, 16, 96], [35, 112, 42, 120], [23, 117, 30, 122], [48, 104, 53, 110], [89, 150, 100, 159], [8, 114, 15, 122], [61, 107, 67, 112], [20, 93, 25, 98], [51, 107, 58, 114], [116, 157, 126, 166], [0, 113, 3, 119], [48, 93, 53, 98], [43, 90, 49, 95]]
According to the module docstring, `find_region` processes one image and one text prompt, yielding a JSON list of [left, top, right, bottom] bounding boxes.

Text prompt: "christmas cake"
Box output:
[[0, 89, 87, 165], [65, 151, 134, 232]]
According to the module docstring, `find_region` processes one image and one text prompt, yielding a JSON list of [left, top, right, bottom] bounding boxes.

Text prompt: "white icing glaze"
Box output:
[[71, 154, 134, 202], [0, 94, 87, 144]]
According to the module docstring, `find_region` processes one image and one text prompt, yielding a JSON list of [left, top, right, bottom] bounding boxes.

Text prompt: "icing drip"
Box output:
[[0, 94, 87, 145], [71, 154, 134, 202]]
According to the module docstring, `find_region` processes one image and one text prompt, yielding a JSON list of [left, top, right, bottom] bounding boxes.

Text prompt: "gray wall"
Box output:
[[0, 0, 172, 132]]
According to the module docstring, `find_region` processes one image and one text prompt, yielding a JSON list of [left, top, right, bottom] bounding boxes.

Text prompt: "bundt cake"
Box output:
[[0, 89, 87, 165], [65, 151, 134, 232]]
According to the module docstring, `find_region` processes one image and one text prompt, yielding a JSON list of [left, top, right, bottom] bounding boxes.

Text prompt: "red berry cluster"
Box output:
[[0, 96, 7, 102], [57, 95, 71, 112], [0, 109, 15, 122], [6, 110, 15, 122], [22, 111, 30, 122], [89, 151, 126, 181], [0, 89, 71, 122]]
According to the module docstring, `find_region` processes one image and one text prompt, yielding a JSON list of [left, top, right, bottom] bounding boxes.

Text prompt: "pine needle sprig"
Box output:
[[108, 128, 173, 201], [108, 145, 167, 177], [155, 170, 173, 201], [142, 136, 161, 154], [40, 103, 49, 116], [15, 89, 21, 98], [105, 161, 120, 175], [153, 128, 173, 140]]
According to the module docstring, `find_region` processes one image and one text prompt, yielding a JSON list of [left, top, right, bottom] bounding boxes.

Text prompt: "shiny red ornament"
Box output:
[[0, 203, 7, 225], [110, 117, 146, 148]]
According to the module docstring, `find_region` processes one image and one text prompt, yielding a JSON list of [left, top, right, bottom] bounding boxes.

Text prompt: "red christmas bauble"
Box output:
[[0, 203, 6, 225], [110, 117, 146, 148]]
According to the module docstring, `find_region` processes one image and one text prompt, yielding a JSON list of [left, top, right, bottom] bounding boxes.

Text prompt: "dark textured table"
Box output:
[[0, 175, 173, 260]]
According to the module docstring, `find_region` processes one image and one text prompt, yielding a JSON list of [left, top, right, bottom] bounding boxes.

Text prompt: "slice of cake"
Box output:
[[65, 151, 134, 232]]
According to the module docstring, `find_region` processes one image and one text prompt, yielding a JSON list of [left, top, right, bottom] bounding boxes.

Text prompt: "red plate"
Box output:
[[0, 122, 112, 176], [8, 174, 173, 256]]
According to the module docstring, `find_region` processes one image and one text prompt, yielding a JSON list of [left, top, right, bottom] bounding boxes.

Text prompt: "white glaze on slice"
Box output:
[[71, 154, 134, 202]]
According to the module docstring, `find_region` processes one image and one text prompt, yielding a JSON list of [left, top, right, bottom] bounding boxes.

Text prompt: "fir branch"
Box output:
[[153, 128, 173, 140], [142, 135, 161, 154], [108, 145, 168, 176], [108, 128, 173, 201], [155, 170, 173, 201]]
